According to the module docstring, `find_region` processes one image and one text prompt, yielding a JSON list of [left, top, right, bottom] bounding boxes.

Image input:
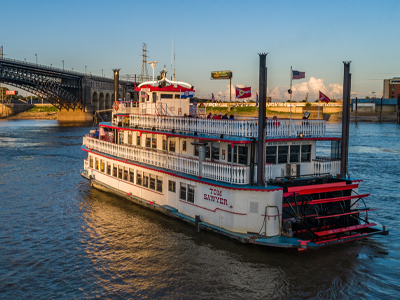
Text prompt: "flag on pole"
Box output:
[[180, 91, 194, 98], [319, 91, 331, 103], [292, 70, 305, 80], [235, 87, 251, 99], [256, 92, 259, 106], [211, 93, 215, 103]]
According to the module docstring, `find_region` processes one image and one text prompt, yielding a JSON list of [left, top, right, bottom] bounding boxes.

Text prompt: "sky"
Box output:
[[1, 0, 399, 101]]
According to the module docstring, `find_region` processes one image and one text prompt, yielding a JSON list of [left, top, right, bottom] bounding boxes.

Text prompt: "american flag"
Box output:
[[141, 91, 148, 98], [292, 70, 305, 80]]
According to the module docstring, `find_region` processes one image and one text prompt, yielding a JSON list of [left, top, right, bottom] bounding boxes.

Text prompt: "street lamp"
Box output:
[[147, 61, 158, 86], [35, 54, 37, 65], [102, 69, 103, 77], [85, 66, 87, 75], [62, 60, 64, 70]]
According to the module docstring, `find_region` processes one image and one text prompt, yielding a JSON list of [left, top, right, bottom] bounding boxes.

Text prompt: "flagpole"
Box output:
[[290, 66, 293, 135], [234, 85, 237, 119]]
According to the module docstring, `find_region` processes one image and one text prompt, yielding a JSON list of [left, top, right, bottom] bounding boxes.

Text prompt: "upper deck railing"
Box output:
[[113, 115, 326, 138]]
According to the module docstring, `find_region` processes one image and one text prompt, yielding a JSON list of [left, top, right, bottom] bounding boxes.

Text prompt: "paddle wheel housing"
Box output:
[[273, 176, 384, 247]]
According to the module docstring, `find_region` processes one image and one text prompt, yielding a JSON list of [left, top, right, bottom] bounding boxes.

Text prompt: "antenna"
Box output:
[[140, 43, 149, 82], [173, 51, 176, 82], [171, 40, 173, 80]]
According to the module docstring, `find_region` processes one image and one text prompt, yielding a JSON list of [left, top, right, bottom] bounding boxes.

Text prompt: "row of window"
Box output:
[[89, 155, 195, 203], [266, 145, 311, 164]]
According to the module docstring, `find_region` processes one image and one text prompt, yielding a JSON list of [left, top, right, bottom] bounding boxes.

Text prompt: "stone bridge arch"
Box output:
[[92, 92, 99, 111]]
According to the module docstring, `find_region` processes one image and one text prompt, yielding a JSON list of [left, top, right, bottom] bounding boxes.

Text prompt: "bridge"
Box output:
[[0, 57, 150, 121]]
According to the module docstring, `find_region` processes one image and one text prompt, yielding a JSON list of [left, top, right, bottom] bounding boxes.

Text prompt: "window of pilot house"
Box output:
[[180, 183, 187, 200], [152, 135, 157, 149], [278, 145, 289, 164], [289, 145, 300, 163], [136, 171, 142, 185], [156, 176, 163, 192], [168, 180, 176, 193], [161, 93, 173, 99], [129, 168, 134, 183], [118, 165, 123, 179], [182, 140, 187, 152], [301, 145, 312, 162], [174, 94, 180, 99], [149, 174, 156, 190], [162, 137, 168, 151], [113, 165, 118, 177], [123, 167, 129, 181], [187, 185, 195, 203], [100, 159, 105, 172], [89, 156, 93, 168], [107, 162, 111, 175], [143, 172, 149, 188], [146, 137, 151, 148], [95, 158, 99, 170], [136, 135, 141, 146], [169, 140, 176, 152], [265, 146, 277, 164]]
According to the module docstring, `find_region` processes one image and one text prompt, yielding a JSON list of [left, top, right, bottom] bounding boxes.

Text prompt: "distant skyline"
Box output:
[[1, 0, 399, 101]]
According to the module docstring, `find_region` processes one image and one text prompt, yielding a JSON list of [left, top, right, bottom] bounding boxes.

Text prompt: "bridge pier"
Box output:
[[57, 108, 93, 123]]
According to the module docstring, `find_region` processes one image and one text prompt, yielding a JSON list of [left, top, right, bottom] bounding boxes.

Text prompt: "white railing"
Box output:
[[84, 136, 250, 184], [253, 163, 274, 183], [115, 115, 325, 138], [202, 161, 250, 185], [313, 158, 341, 176]]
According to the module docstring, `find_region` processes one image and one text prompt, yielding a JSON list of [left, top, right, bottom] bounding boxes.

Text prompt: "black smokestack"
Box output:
[[257, 53, 268, 186]]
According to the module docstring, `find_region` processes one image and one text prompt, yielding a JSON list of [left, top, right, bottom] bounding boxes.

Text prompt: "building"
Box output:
[[383, 77, 400, 99]]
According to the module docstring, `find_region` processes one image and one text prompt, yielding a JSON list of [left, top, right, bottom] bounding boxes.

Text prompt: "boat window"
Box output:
[[290, 145, 300, 163], [89, 155, 93, 168], [301, 145, 312, 162], [169, 140, 176, 152], [265, 146, 277, 164], [152, 92, 157, 103], [174, 94, 180, 99], [123, 167, 128, 181], [100, 159, 105, 172], [278, 146, 289, 164], [95, 158, 99, 170], [136, 135, 141, 146], [118, 166, 123, 179], [162, 137, 167, 151], [113, 165, 117, 177], [136, 171, 142, 185], [228, 146, 237, 163], [129, 168, 134, 183], [146, 137, 151, 148], [161, 94, 173, 99], [187, 185, 195, 203], [156, 176, 163, 192], [107, 162, 111, 175], [143, 173, 149, 188], [238, 146, 248, 164], [149, 174, 156, 190], [128, 132, 132, 144], [152, 136, 157, 149], [182, 140, 187, 152], [168, 180, 176, 193], [212, 142, 220, 160], [180, 183, 187, 200], [331, 140, 340, 160]]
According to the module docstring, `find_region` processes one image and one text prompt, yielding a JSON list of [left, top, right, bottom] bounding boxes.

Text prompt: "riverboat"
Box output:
[[81, 71, 388, 250]]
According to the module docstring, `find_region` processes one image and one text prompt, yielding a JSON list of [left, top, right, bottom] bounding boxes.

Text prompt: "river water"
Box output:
[[0, 120, 399, 299]]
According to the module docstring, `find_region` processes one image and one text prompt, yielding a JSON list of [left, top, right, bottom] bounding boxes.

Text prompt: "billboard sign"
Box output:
[[211, 71, 232, 80], [6, 90, 18, 96]]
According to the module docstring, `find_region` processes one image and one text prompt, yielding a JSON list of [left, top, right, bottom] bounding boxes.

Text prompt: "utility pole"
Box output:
[[62, 60, 64, 70], [35, 54, 37, 65], [141, 43, 149, 82]]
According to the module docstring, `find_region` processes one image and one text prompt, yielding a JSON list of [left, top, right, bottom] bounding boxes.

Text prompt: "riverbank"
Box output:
[[0, 111, 57, 120]]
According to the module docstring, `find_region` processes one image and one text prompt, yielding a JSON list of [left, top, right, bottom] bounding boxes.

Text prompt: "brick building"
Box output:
[[383, 77, 400, 99]]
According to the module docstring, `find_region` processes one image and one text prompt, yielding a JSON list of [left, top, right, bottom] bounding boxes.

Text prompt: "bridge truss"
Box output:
[[0, 57, 84, 110]]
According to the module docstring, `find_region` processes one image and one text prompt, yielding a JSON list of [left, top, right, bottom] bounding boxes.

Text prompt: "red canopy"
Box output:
[[134, 84, 194, 92]]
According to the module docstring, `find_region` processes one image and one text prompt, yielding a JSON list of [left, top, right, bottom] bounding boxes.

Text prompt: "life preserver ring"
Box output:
[[114, 101, 119, 110]]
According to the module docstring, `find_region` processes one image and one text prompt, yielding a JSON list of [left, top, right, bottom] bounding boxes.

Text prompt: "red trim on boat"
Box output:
[[287, 182, 346, 193], [308, 193, 370, 205], [297, 183, 359, 195], [314, 223, 377, 236]]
